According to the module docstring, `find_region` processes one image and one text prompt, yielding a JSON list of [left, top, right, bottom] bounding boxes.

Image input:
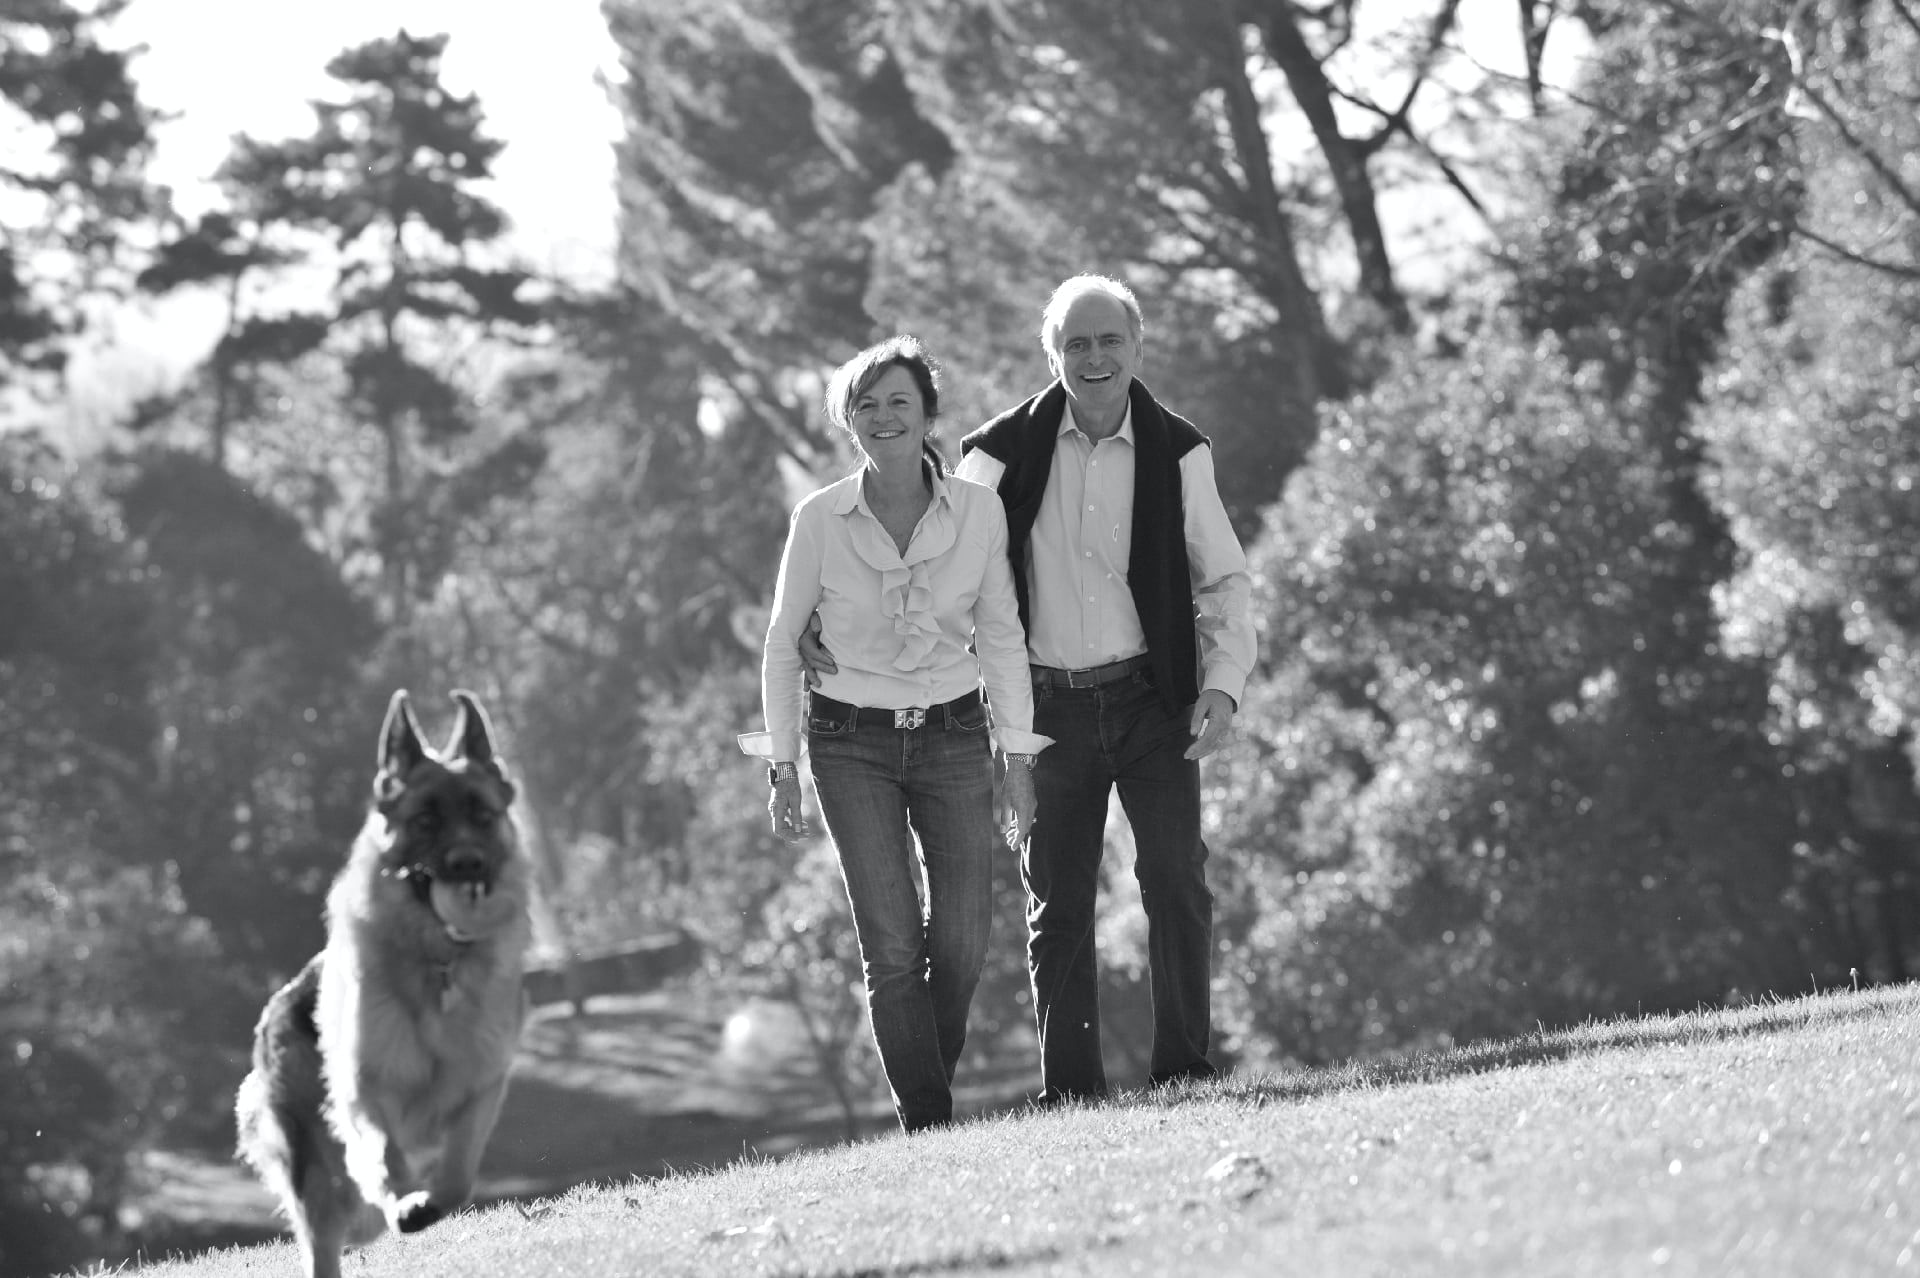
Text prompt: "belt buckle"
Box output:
[[1066, 667, 1095, 689], [894, 707, 926, 729]]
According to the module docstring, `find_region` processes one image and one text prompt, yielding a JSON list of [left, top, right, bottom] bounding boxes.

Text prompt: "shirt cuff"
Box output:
[[736, 730, 801, 762], [1200, 673, 1245, 711], [992, 728, 1054, 755]]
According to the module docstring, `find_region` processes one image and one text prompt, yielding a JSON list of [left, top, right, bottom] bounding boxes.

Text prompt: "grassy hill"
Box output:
[[123, 983, 1917, 1277]]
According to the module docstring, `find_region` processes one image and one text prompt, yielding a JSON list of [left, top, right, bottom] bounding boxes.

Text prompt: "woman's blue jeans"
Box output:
[[1025, 667, 1214, 1101], [808, 695, 996, 1131]]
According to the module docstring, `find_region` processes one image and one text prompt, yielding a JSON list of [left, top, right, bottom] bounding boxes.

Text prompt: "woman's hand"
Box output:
[[1001, 754, 1037, 851], [768, 769, 812, 841]]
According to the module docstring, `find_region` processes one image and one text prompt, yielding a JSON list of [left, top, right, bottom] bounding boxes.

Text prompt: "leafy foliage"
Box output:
[[1693, 0, 1920, 979], [142, 29, 544, 624], [113, 448, 381, 976], [1217, 321, 1811, 1062], [0, 0, 158, 388], [0, 435, 227, 1274]]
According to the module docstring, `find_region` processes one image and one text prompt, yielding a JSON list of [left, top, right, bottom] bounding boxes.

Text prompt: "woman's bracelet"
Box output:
[[1004, 752, 1036, 770], [767, 761, 800, 787]]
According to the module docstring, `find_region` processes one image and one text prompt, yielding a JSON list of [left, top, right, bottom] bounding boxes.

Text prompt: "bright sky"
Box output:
[[115, 0, 625, 286]]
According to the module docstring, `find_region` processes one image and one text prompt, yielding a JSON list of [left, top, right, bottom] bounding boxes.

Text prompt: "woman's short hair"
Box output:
[[1039, 274, 1144, 352], [823, 335, 948, 473]]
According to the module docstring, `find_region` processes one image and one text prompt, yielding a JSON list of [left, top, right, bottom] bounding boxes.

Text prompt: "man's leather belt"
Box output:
[[808, 689, 981, 730], [1031, 653, 1152, 690]]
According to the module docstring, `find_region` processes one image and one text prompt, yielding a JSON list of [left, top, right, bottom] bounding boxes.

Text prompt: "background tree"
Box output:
[[133, 210, 318, 469], [179, 29, 543, 626], [113, 449, 382, 975], [1214, 319, 1812, 1064], [0, 0, 158, 391], [605, 0, 955, 462], [0, 435, 237, 1275], [1693, 0, 1920, 980], [870, 0, 1580, 525], [1204, 0, 1916, 1063]]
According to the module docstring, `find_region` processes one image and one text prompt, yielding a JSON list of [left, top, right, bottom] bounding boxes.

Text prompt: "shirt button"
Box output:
[[1084, 550, 1092, 558]]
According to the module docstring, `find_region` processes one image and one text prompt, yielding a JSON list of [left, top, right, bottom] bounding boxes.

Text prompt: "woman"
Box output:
[[739, 335, 1046, 1132]]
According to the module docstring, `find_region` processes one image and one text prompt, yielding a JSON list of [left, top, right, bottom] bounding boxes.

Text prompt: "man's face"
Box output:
[[1047, 292, 1140, 426]]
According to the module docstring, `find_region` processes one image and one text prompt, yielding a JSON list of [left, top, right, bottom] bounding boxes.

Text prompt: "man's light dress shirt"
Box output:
[[955, 399, 1256, 708], [743, 468, 1051, 765]]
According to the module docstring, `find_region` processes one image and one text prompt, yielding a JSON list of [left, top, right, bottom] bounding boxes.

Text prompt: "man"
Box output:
[[807, 274, 1255, 1101]]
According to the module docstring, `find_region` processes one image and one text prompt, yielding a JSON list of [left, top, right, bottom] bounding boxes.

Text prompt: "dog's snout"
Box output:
[[443, 848, 489, 883]]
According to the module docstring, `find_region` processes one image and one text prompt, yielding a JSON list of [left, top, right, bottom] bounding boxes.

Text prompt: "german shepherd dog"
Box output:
[[236, 690, 532, 1278]]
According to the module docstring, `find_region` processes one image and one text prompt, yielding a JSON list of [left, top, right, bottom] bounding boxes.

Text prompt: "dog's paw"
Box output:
[[392, 1191, 446, 1234]]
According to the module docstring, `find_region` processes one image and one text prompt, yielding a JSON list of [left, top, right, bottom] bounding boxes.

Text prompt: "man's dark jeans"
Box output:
[[1025, 667, 1214, 1101]]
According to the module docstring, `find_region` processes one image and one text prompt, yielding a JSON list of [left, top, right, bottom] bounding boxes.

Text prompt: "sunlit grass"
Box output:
[[126, 985, 1920, 1277]]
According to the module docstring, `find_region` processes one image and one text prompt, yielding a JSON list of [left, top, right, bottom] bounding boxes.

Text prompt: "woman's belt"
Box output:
[[807, 688, 982, 730]]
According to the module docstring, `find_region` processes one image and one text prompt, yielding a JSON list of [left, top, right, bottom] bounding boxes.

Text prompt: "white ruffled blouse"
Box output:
[[740, 468, 1050, 765]]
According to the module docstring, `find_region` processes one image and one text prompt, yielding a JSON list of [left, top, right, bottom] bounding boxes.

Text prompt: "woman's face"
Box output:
[[847, 364, 930, 467]]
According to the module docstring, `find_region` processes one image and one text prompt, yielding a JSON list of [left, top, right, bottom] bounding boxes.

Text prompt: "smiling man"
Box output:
[[953, 273, 1257, 1103]]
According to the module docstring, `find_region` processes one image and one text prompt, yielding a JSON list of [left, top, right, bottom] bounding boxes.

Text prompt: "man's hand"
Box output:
[[1185, 688, 1236, 760], [1001, 756, 1037, 850], [797, 611, 837, 688]]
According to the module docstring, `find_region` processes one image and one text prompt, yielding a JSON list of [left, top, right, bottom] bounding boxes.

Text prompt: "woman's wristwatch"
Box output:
[[768, 761, 799, 787]]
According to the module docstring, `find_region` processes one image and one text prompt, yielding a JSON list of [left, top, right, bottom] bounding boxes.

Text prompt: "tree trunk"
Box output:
[[1212, 0, 1327, 419], [1250, 0, 1412, 332]]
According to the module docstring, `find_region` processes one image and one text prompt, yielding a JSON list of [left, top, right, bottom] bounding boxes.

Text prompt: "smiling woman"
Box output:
[[738, 334, 1050, 1135]]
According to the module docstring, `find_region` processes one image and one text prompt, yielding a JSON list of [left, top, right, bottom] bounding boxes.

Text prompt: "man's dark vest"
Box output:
[[960, 378, 1207, 711]]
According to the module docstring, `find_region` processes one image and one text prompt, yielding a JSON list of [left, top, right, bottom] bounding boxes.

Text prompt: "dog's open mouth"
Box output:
[[427, 876, 511, 943]]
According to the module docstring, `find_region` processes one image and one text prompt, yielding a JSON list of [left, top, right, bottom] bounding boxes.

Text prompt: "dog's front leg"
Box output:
[[392, 1070, 511, 1234], [333, 1086, 417, 1230]]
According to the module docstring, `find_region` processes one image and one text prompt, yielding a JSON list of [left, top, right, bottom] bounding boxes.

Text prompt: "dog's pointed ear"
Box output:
[[447, 690, 515, 800], [375, 690, 428, 802], [446, 689, 507, 779]]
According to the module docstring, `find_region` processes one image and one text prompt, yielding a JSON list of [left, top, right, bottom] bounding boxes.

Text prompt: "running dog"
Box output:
[[235, 689, 532, 1278]]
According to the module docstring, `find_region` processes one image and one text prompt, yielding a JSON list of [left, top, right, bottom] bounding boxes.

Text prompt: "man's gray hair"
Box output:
[[1040, 274, 1145, 351]]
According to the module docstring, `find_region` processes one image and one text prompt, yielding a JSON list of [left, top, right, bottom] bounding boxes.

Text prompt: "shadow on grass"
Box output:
[[764, 1244, 1071, 1278], [480, 989, 913, 1202], [484, 1071, 897, 1196], [1177, 986, 1915, 1111]]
